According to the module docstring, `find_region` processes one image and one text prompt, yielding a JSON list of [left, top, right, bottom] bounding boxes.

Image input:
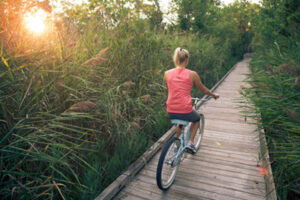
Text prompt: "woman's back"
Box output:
[[166, 68, 193, 113]]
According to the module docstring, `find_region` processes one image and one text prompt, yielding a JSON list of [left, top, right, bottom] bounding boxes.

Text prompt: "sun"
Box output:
[[24, 9, 48, 34]]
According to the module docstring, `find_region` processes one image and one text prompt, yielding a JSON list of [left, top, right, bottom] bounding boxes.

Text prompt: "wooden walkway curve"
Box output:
[[97, 57, 275, 200]]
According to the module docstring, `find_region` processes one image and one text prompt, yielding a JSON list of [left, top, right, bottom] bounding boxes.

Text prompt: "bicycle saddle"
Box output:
[[170, 119, 189, 126]]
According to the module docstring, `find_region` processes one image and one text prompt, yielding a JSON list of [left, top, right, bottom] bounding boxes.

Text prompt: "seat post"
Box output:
[[171, 119, 189, 139], [176, 124, 183, 138]]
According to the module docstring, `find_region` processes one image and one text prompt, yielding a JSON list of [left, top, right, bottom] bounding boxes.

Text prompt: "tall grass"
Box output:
[[244, 11, 300, 199], [245, 49, 300, 199], [242, 2, 300, 198], [0, 5, 245, 200]]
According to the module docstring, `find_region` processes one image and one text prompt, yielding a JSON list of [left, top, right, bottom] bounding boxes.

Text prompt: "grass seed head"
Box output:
[[284, 108, 300, 121], [131, 122, 140, 130], [83, 57, 106, 67], [274, 62, 300, 75], [122, 81, 135, 89], [129, 36, 134, 42], [67, 100, 97, 112], [93, 34, 98, 43], [67, 42, 77, 48], [141, 94, 154, 104], [96, 47, 109, 58], [295, 76, 300, 84], [294, 76, 300, 91]]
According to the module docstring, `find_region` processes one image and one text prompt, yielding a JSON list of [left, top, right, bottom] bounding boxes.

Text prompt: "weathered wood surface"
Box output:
[[98, 57, 276, 200]]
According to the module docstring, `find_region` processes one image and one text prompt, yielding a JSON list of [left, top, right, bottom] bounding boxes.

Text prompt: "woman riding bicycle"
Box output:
[[164, 47, 219, 154]]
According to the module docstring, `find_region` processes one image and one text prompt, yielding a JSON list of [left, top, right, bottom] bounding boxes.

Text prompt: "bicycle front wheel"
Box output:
[[194, 113, 205, 150], [156, 137, 181, 190]]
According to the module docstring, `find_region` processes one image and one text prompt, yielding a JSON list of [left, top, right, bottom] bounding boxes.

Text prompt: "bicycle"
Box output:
[[156, 97, 208, 190]]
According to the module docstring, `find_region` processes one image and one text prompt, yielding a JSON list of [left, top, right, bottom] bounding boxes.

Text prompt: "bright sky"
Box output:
[[63, 0, 261, 8]]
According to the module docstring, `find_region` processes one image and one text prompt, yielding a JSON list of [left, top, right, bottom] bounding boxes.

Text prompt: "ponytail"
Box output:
[[173, 47, 189, 66]]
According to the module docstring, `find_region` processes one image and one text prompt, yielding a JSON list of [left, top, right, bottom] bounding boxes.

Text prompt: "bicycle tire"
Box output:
[[194, 113, 205, 150], [156, 137, 181, 190]]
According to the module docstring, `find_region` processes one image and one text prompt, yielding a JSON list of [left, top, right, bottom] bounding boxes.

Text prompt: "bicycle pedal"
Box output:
[[187, 150, 195, 154]]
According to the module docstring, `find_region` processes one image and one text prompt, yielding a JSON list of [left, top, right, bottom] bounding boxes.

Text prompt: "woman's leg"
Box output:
[[168, 110, 200, 141], [189, 121, 200, 143], [176, 125, 183, 138]]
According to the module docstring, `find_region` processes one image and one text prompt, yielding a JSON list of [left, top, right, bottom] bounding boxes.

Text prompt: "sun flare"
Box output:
[[24, 9, 48, 34]]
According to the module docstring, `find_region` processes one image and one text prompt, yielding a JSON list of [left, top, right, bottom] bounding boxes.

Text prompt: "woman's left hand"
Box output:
[[212, 93, 220, 100]]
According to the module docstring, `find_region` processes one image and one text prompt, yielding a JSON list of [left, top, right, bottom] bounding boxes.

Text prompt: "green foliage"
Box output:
[[245, 0, 300, 199], [173, 0, 258, 58], [173, 0, 216, 31]]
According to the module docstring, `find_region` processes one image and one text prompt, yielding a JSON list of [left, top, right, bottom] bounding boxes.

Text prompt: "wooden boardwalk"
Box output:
[[102, 57, 273, 200]]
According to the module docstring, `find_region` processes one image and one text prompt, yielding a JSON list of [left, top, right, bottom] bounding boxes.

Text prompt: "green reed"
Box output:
[[244, 38, 300, 199]]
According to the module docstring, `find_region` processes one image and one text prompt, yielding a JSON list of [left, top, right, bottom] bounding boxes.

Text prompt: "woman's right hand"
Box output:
[[212, 93, 219, 100]]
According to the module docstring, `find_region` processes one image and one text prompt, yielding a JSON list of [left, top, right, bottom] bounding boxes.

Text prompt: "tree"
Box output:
[[173, 0, 216, 31]]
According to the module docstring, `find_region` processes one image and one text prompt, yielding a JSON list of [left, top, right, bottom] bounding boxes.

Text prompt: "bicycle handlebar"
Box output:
[[191, 97, 211, 108], [191, 97, 210, 101]]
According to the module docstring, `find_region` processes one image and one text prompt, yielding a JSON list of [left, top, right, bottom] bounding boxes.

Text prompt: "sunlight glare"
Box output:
[[24, 9, 48, 34]]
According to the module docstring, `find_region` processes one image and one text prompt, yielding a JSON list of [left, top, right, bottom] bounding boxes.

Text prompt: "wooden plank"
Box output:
[[123, 184, 180, 200], [145, 149, 260, 173], [198, 145, 259, 159], [137, 173, 241, 200], [202, 137, 259, 153], [125, 180, 186, 200], [202, 138, 259, 150], [193, 149, 259, 166], [199, 143, 259, 156], [205, 120, 258, 135], [204, 101, 243, 107], [149, 157, 264, 182], [115, 191, 147, 200], [203, 133, 259, 145], [138, 171, 264, 200], [140, 168, 266, 197], [202, 111, 244, 119], [203, 129, 259, 141], [139, 166, 265, 191], [181, 157, 262, 177], [185, 152, 261, 172], [132, 178, 212, 200], [202, 109, 246, 116], [199, 105, 242, 114], [153, 149, 258, 174], [150, 149, 258, 168]]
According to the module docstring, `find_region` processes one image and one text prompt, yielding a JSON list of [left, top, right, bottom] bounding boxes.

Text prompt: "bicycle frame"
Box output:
[[169, 97, 209, 167], [156, 97, 208, 190], [171, 124, 191, 167]]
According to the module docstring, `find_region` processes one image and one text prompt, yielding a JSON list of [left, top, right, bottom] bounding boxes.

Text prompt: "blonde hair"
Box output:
[[173, 47, 189, 66]]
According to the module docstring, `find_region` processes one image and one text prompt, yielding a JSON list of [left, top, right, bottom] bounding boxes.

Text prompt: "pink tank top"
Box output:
[[166, 68, 193, 113]]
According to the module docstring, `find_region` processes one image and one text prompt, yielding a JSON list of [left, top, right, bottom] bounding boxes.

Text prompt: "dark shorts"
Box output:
[[168, 110, 200, 122]]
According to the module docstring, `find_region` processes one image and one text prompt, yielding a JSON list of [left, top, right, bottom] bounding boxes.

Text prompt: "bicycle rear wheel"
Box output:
[[194, 113, 205, 150], [156, 137, 181, 190]]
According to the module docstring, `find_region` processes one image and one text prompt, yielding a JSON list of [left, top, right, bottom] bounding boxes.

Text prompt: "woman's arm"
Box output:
[[190, 71, 219, 99]]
